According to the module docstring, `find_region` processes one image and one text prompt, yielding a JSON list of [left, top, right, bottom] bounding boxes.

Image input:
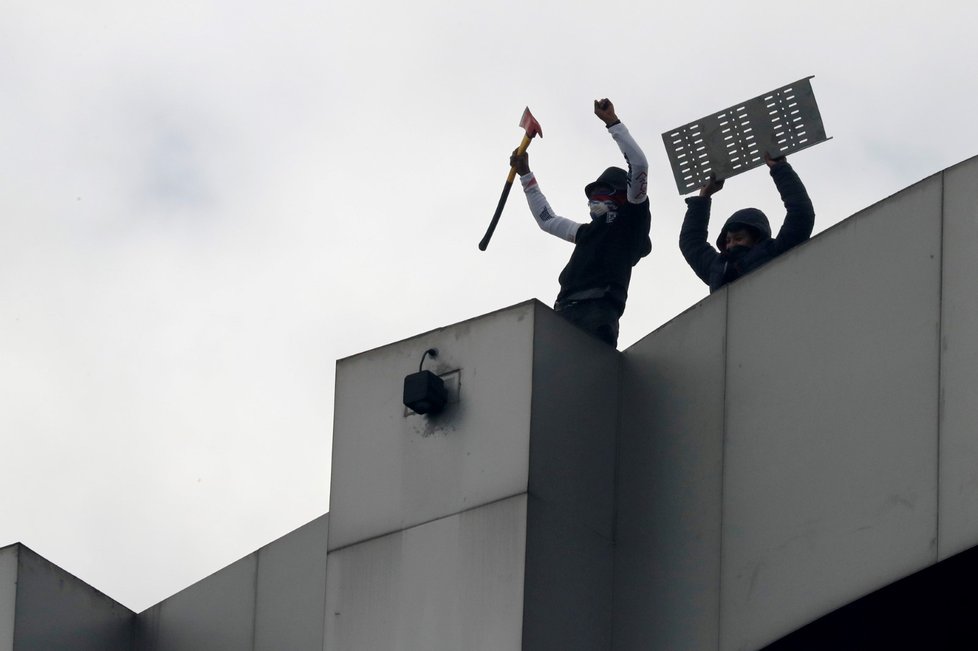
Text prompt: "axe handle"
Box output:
[[479, 134, 534, 251]]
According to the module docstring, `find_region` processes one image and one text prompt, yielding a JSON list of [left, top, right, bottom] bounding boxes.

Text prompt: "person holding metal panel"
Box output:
[[510, 99, 651, 347], [679, 153, 815, 293]]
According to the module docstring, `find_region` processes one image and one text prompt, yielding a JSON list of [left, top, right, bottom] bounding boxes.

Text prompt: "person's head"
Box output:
[[724, 227, 758, 250], [717, 208, 771, 251], [585, 167, 627, 219]]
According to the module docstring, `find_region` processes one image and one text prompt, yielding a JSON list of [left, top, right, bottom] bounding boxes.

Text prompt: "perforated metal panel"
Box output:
[[662, 77, 829, 194]]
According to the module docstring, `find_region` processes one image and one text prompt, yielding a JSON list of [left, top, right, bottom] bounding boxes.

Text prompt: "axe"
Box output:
[[478, 107, 543, 251]]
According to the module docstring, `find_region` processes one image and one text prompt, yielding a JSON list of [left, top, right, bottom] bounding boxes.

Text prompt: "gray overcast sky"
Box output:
[[2, 0, 976, 611]]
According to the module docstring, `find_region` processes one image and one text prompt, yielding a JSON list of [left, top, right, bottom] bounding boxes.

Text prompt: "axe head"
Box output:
[[519, 107, 543, 139]]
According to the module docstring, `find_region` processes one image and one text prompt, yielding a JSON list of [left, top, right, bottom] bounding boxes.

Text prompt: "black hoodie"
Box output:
[[679, 160, 815, 293]]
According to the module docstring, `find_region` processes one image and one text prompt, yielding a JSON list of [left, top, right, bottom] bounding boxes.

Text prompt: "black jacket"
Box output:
[[556, 198, 652, 312], [679, 161, 814, 293]]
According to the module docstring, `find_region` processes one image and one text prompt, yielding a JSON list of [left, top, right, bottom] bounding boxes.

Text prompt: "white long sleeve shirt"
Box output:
[[519, 122, 649, 243]]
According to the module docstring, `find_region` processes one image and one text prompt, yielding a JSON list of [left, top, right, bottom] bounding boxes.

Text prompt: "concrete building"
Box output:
[[5, 155, 978, 649]]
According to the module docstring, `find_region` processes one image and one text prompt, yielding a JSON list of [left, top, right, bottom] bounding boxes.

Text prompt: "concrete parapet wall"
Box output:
[[615, 156, 978, 650], [1, 547, 17, 651], [937, 157, 978, 559], [325, 496, 527, 650], [327, 301, 620, 649], [0, 544, 133, 651], [135, 514, 328, 651], [328, 302, 538, 553], [615, 295, 726, 651]]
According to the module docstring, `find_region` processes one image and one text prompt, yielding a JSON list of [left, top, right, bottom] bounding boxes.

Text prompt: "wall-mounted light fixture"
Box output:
[[403, 348, 447, 415]]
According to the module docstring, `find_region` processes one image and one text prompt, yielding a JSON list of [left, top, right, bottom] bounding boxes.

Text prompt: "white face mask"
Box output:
[[589, 200, 614, 219]]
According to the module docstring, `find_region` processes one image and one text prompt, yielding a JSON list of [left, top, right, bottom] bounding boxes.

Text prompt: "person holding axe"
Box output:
[[679, 153, 815, 293], [510, 99, 651, 347]]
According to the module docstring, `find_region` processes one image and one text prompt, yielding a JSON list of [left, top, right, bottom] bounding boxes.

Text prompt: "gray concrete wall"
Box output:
[[0, 546, 16, 651], [328, 302, 537, 553], [615, 296, 726, 651], [720, 173, 942, 650], [325, 496, 528, 651], [615, 157, 978, 651], [938, 156, 978, 560], [136, 552, 256, 651], [327, 301, 621, 650], [523, 306, 619, 651], [12, 545, 133, 651], [135, 513, 328, 651], [254, 514, 329, 651]]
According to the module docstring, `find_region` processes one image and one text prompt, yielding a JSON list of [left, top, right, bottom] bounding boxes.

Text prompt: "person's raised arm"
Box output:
[[595, 98, 648, 204], [511, 150, 581, 243], [679, 174, 722, 285], [765, 152, 815, 252]]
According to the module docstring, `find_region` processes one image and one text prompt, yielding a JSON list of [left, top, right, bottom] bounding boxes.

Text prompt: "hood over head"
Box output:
[[716, 207, 772, 249]]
